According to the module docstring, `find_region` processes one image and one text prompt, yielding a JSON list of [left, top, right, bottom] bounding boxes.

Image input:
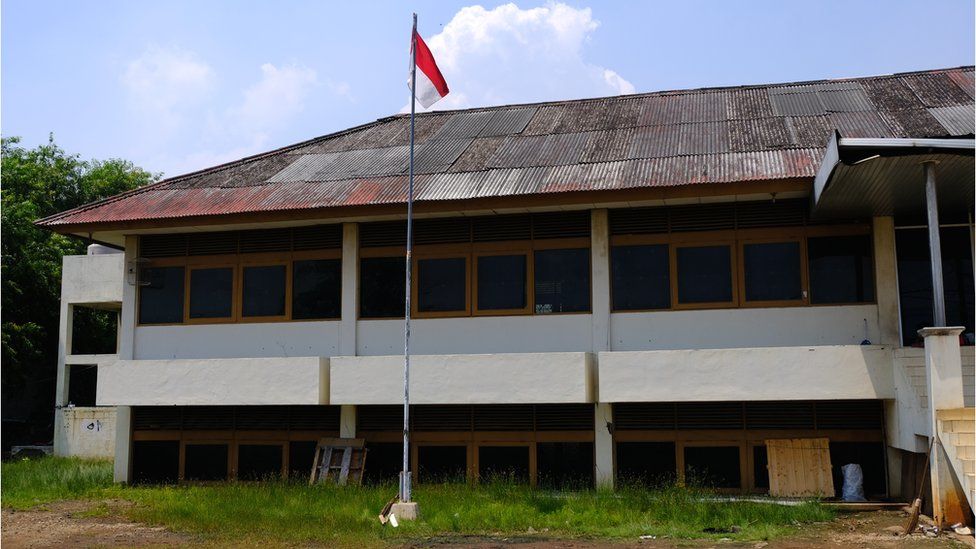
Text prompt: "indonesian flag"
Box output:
[[408, 30, 449, 108]]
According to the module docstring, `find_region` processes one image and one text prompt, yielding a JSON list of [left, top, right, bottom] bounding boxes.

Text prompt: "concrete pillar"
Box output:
[[53, 301, 73, 456], [590, 209, 611, 353], [594, 402, 614, 489], [339, 405, 357, 438], [117, 236, 138, 360], [872, 217, 901, 345], [920, 326, 966, 526], [340, 223, 359, 356], [113, 405, 132, 483]]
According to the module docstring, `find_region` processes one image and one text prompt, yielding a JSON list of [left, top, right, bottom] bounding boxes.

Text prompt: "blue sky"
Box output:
[[3, 0, 973, 177]]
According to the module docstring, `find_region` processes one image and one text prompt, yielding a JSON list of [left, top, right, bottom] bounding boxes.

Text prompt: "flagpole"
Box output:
[[401, 12, 418, 505]]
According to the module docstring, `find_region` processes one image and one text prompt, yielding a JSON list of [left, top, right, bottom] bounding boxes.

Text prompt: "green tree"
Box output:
[[1, 135, 157, 444]]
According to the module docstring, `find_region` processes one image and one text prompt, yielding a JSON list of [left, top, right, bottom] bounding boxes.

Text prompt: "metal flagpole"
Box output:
[[401, 12, 418, 504]]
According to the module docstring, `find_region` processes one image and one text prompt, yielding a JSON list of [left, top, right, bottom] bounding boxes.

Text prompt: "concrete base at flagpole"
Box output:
[[390, 502, 420, 521]]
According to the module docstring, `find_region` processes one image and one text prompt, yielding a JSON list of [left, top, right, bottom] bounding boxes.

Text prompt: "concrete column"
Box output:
[[340, 223, 359, 357], [920, 326, 965, 526], [117, 236, 138, 360], [340, 405, 357, 438], [872, 217, 901, 345], [113, 405, 132, 483], [594, 402, 614, 489], [53, 301, 73, 456], [591, 209, 610, 352]]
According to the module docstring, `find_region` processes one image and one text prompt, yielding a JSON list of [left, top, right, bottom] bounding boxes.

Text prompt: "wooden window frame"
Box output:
[[239, 260, 291, 323], [672, 240, 738, 310], [737, 237, 808, 308], [472, 247, 533, 316], [412, 251, 471, 319], [186, 264, 238, 324], [531, 238, 593, 316]]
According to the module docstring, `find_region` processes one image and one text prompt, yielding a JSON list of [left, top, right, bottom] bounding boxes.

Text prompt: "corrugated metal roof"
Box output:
[[38, 66, 976, 229]]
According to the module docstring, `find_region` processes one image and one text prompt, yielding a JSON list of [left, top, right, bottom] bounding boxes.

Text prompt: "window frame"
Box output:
[[672, 239, 738, 310], [411, 250, 471, 318], [472, 244, 533, 316], [737, 236, 808, 308], [239, 259, 291, 323], [185, 262, 238, 324], [608, 234, 672, 313], [137, 260, 187, 326]]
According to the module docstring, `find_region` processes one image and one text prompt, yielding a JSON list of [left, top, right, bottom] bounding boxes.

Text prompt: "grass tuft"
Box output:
[[2, 456, 834, 545]]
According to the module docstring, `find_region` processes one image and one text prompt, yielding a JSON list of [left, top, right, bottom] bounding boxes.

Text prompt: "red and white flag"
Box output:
[[408, 30, 449, 108]]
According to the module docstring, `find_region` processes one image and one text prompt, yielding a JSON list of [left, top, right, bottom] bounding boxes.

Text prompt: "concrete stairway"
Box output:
[[937, 407, 975, 508]]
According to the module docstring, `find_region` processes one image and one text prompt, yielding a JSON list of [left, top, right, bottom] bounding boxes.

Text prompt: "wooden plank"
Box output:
[[338, 447, 352, 485], [765, 438, 834, 498]]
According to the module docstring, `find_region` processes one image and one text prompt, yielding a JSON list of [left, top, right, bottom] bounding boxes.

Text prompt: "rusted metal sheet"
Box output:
[[900, 73, 975, 107], [882, 108, 949, 138], [947, 69, 975, 98], [581, 129, 635, 162], [787, 116, 833, 148], [729, 118, 792, 151], [728, 88, 774, 119]]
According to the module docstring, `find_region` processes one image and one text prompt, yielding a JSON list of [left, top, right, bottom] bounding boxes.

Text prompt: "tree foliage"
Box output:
[[1, 136, 156, 442]]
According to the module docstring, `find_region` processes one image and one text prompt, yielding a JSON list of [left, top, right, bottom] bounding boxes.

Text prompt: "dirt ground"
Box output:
[[1, 501, 973, 548]]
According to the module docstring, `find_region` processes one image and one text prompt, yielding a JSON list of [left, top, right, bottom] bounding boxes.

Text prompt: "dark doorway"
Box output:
[[537, 442, 593, 489], [418, 445, 467, 483], [830, 442, 886, 497], [684, 446, 741, 489], [184, 444, 228, 481], [363, 442, 402, 486], [237, 444, 283, 480], [478, 446, 529, 483], [132, 440, 179, 484], [67, 365, 97, 407], [616, 442, 677, 487], [753, 445, 769, 490], [288, 441, 318, 481]]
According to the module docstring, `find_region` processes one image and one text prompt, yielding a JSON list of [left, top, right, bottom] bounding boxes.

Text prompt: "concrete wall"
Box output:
[[897, 347, 975, 410], [598, 345, 894, 403], [330, 352, 594, 404], [61, 254, 124, 304], [356, 315, 593, 356], [610, 304, 880, 351], [133, 322, 340, 359], [98, 357, 328, 406], [58, 407, 115, 459]]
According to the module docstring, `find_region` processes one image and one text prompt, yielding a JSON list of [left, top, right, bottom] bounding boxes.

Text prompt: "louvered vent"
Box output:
[[414, 405, 473, 431], [612, 403, 677, 430], [360, 221, 407, 248], [414, 218, 472, 245], [745, 401, 815, 429], [238, 229, 292, 254], [181, 406, 235, 430], [472, 214, 531, 242], [532, 211, 591, 239], [669, 203, 736, 232], [288, 405, 340, 430], [188, 232, 238, 256], [815, 400, 883, 430], [676, 402, 744, 430], [609, 208, 669, 235], [140, 235, 188, 258], [356, 405, 403, 431], [735, 199, 807, 229], [235, 405, 290, 430], [473, 404, 534, 431], [293, 225, 342, 250], [534, 404, 593, 431], [133, 406, 182, 430]]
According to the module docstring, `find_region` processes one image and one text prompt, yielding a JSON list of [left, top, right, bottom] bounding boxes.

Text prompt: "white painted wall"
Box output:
[[610, 304, 880, 351], [356, 315, 593, 356], [598, 345, 894, 403], [330, 352, 594, 404], [62, 254, 124, 304], [58, 407, 116, 459], [133, 322, 340, 359], [98, 357, 328, 406]]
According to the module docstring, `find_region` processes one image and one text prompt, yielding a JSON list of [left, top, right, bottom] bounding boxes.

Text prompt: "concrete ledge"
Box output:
[[330, 352, 594, 404], [97, 357, 329, 406], [598, 345, 894, 402]]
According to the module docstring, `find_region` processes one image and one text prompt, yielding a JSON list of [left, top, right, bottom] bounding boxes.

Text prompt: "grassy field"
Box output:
[[2, 457, 835, 546]]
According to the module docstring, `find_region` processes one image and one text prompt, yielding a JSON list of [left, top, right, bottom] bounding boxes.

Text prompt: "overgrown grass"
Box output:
[[2, 457, 835, 546]]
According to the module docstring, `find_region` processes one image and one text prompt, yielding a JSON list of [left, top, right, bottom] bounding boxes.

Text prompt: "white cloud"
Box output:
[[231, 63, 318, 132], [408, 2, 635, 111], [121, 47, 215, 133]]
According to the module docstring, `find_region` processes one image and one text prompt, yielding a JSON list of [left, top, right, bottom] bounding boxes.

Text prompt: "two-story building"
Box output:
[[39, 67, 974, 517]]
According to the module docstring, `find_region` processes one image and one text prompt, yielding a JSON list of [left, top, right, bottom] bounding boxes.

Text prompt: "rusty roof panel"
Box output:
[[538, 132, 588, 165], [861, 78, 925, 111], [680, 121, 730, 154], [881, 108, 948, 137], [605, 98, 643, 128], [522, 105, 570, 135], [929, 105, 975, 135], [786, 116, 833, 148], [629, 124, 682, 158], [431, 111, 494, 140], [479, 108, 536, 137], [729, 118, 792, 151], [542, 161, 629, 193], [769, 89, 824, 116], [581, 129, 635, 162], [678, 92, 728, 122], [637, 95, 683, 126], [728, 88, 774, 119], [827, 111, 895, 137], [901, 73, 974, 107], [947, 69, 975, 98], [449, 137, 505, 172]]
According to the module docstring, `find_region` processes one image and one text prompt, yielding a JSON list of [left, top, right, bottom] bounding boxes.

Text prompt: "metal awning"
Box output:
[[812, 132, 975, 220]]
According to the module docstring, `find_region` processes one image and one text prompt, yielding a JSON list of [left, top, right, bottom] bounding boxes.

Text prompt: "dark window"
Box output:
[[676, 246, 732, 304], [684, 446, 741, 489], [418, 446, 467, 483], [360, 257, 405, 318], [132, 440, 179, 484], [477, 254, 527, 310], [242, 265, 286, 317], [534, 248, 590, 313], [616, 442, 676, 487], [742, 241, 802, 301], [237, 444, 283, 480], [292, 259, 341, 319], [184, 443, 229, 481], [611, 245, 670, 310], [897, 228, 974, 345], [417, 257, 466, 312], [71, 307, 118, 354], [362, 442, 403, 486], [67, 365, 97, 407], [189, 268, 233, 319], [808, 235, 874, 304], [139, 266, 184, 324], [478, 446, 529, 483], [537, 442, 594, 489], [288, 441, 317, 480]]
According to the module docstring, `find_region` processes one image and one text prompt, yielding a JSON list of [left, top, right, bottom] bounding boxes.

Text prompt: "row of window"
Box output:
[[138, 229, 874, 325]]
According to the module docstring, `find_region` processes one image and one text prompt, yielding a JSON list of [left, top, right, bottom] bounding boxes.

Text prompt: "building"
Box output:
[[39, 67, 974, 517]]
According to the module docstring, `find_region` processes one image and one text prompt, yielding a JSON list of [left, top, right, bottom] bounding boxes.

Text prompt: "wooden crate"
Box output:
[[765, 438, 835, 498]]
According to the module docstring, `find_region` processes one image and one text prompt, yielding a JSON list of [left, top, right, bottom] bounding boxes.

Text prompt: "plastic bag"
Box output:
[[841, 463, 866, 501]]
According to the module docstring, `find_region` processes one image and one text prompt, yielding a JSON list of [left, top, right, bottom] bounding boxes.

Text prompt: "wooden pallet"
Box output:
[[309, 437, 368, 486]]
